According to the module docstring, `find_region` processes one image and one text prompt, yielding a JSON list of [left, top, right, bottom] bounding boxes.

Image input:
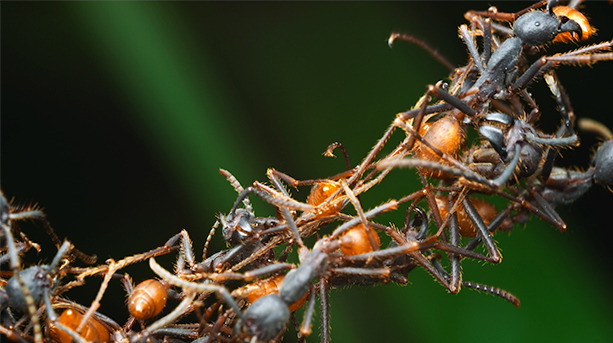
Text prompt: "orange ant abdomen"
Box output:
[[307, 181, 343, 216], [413, 115, 466, 179], [244, 275, 307, 312], [340, 223, 381, 255], [49, 309, 110, 343], [552, 6, 593, 43], [127, 279, 169, 320], [436, 196, 498, 237]]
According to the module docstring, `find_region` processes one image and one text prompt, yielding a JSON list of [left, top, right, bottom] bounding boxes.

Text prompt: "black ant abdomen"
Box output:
[[593, 139, 613, 186]]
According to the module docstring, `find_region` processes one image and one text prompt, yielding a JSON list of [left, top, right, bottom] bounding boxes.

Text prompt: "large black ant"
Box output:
[[392, 0, 612, 147]]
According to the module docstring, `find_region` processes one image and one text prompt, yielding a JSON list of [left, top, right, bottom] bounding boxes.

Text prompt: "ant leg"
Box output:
[[7, 267, 41, 342], [405, 247, 454, 292], [75, 232, 182, 280], [149, 257, 245, 322], [459, 25, 485, 73], [388, 33, 456, 72], [511, 42, 613, 94], [141, 291, 198, 339], [465, 1, 547, 22], [527, 190, 567, 230], [464, 206, 513, 251], [177, 229, 197, 272], [330, 200, 399, 240], [393, 117, 485, 183], [377, 156, 501, 189], [462, 281, 520, 307], [578, 118, 613, 140], [250, 182, 314, 212], [544, 71, 575, 135], [243, 263, 295, 281], [482, 18, 492, 66], [398, 103, 455, 122], [296, 284, 317, 342], [8, 205, 97, 265], [426, 85, 477, 117], [0, 325, 29, 343], [219, 169, 253, 211], [324, 142, 353, 171], [343, 239, 424, 263], [76, 258, 118, 334], [319, 278, 330, 343], [430, 255, 520, 306], [462, 198, 502, 263], [346, 124, 397, 186], [74, 234, 182, 333], [448, 206, 462, 293], [202, 220, 219, 262], [340, 180, 379, 251]]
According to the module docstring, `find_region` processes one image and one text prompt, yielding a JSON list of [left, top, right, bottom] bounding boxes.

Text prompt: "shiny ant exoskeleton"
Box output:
[[127, 278, 170, 322], [392, 0, 612, 139], [48, 307, 111, 343]]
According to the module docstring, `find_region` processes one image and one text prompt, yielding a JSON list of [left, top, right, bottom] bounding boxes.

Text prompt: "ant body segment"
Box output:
[[127, 279, 170, 321]]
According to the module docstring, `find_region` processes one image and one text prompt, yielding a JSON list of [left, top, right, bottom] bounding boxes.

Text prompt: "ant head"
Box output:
[[5, 241, 71, 313], [514, 10, 582, 46], [552, 6, 593, 42], [593, 139, 613, 186], [220, 209, 255, 246], [406, 207, 429, 241], [5, 266, 51, 312]]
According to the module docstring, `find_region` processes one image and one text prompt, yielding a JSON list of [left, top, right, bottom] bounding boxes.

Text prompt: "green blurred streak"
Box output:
[[63, 2, 613, 342], [70, 2, 262, 216]]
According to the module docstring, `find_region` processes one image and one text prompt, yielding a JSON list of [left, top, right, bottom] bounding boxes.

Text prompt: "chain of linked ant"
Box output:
[[2, 1, 613, 342]]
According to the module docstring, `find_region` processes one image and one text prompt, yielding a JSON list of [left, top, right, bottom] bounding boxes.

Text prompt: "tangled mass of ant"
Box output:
[[3, 1, 613, 342]]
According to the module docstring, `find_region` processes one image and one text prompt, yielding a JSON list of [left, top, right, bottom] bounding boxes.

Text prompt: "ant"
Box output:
[[156, 193, 414, 342], [391, 0, 612, 159], [126, 278, 171, 324]]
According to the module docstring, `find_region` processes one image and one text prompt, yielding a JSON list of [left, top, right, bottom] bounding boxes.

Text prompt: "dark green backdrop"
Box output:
[[3, 2, 613, 342]]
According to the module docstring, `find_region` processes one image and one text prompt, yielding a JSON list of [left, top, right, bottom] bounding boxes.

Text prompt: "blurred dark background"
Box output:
[[3, 2, 613, 342]]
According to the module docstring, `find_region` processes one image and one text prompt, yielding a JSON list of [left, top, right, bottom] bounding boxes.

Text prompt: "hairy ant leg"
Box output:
[[60, 232, 182, 337], [318, 278, 330, 343], [429, 255, 520, 307], [511, 42, 613, 96], [148, 258, 242, 340], [1, 192, 96, 265], [295, 284, 317, 343], [324, 141, 353, 171], [578, 118, 613, 141], [387, 33, 456, 72], [465, 1, 548, 23]]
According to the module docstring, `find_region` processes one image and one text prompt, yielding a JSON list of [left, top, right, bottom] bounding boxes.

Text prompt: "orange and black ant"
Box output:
[[391, 0, 612, 152]]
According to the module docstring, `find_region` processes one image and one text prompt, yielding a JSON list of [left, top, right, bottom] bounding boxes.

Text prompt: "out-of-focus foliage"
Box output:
[[3, 2, 612, 342]]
